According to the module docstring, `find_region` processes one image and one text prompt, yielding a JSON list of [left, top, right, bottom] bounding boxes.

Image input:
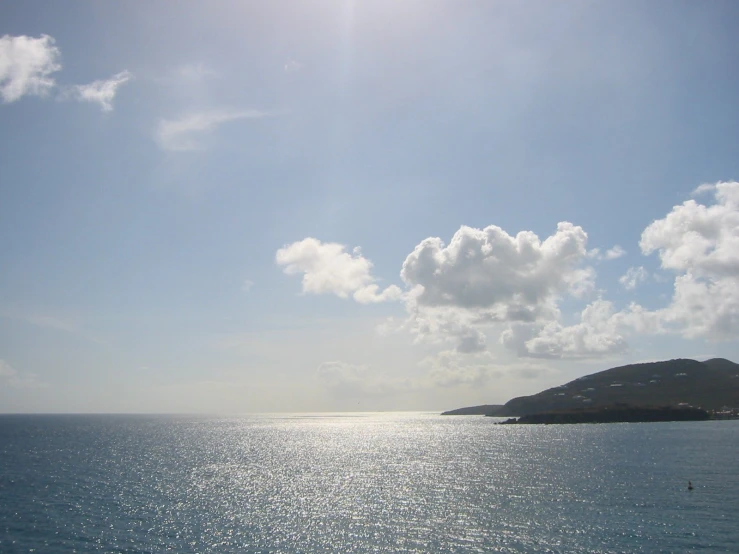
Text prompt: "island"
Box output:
[[441, 404, 503, 416], [442, 358, 739, 417], [496, 404, 711, 425]]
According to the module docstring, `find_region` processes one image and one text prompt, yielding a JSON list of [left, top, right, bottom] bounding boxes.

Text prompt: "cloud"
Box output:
[[0, 359, 17, 379], [242, 279, 254, 292], [276, 238, 402, 304], [640, 182, 739, 278], [316, 361, 412, 397], [611, 302, 663, 335], [397, 222, 595, 351], [635, 181, 739, 340], [2, 311, 108, 345], [22, 314, 78, 333], [67, 70, 132, 112], [656, 272, 739, 340], [0, 34, 130, 112], [587, 245, 626, 260], [455, 326, 488, 354], [531, 182, 739, 345], [501, 297, 669, 361], [503, 300, 628, 359], [0, 34, 61, 102], [604, 245, 626, 260], [401, 222, 593, 316], [280, 183, 739, 363], [502, 182, 739, 355], [175, 62, 216, 82], [421, 350, 496, 387], [619, 266, 648, 290], [420, 350, 554, 387], [284, 60, 303, 72], [155, 108, 277, 151], [691, 183, 715, 197], [398, 303, 492, 353], [0, 360, 41, 388]]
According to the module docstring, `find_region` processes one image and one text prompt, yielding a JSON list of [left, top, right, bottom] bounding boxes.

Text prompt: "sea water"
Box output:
[[1, 413, 737, 553]]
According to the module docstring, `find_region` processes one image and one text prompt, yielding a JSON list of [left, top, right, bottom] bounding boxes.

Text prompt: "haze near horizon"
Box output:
[[2, 1, 739, 413]]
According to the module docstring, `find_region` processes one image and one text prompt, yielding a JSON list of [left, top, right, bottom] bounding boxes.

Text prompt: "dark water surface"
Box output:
[[1, 413, 737, 553]]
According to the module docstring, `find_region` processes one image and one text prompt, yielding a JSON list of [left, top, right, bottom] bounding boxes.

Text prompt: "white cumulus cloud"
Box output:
[[155, 109, 277, 151], [504, 182, 739, 355], [636, 181, 739, 340], [397, 222, 595, 352], [68, 70, 132, 112], [641, 182, 739, 278], [400, 302, 492, 353], [503, 300, 628, 359], [401, 222, 593, 316], [656, 271, 739, 340], [279, 183, 739, 361], [276, 238, 402, 304], [0, 34, 61, 102]]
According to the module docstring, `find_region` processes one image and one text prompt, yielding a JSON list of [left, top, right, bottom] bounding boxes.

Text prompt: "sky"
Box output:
[[1, 1, 739, 413]]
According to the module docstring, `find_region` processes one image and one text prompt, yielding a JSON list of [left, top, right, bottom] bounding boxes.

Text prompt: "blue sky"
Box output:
[[1, 1, 739, 413]]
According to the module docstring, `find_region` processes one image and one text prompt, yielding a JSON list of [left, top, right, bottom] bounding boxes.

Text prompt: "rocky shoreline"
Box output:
[[495, 405, 711, 425]]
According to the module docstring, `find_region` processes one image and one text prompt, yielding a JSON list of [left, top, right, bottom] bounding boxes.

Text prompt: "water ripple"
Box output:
[[0, 414, 737, 553]]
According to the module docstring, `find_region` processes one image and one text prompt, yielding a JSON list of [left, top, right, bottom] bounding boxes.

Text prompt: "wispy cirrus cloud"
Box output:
[[316, 361, 413, 398], [284, 60, 303, 73], [174, 62, 216, 82], [0, 359, 43, 388], [66, 70, 133, 112], [619, 266, 648, 290], [0, 34, 61, 102], [155, 108, 279, 151], [2, 311, 108, 345]]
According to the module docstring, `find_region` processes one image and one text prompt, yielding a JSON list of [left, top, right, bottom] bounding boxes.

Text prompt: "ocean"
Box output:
[[1, 413, 737, 553]]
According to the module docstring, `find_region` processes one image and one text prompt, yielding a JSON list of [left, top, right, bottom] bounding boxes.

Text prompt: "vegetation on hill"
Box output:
[[442, 358, 739, 417]]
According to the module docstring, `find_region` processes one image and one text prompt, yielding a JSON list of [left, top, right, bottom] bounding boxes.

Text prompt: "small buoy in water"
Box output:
[[688, 481, 694, 490]]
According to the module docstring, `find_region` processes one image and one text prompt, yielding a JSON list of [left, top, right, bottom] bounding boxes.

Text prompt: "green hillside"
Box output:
[[498, 358, 739, 416], [442, 358, 739, 417]]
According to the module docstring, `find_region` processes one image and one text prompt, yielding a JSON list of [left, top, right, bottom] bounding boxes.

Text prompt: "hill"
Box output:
[[443, 358, 739, 417], [441, 404, 503, 416]]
